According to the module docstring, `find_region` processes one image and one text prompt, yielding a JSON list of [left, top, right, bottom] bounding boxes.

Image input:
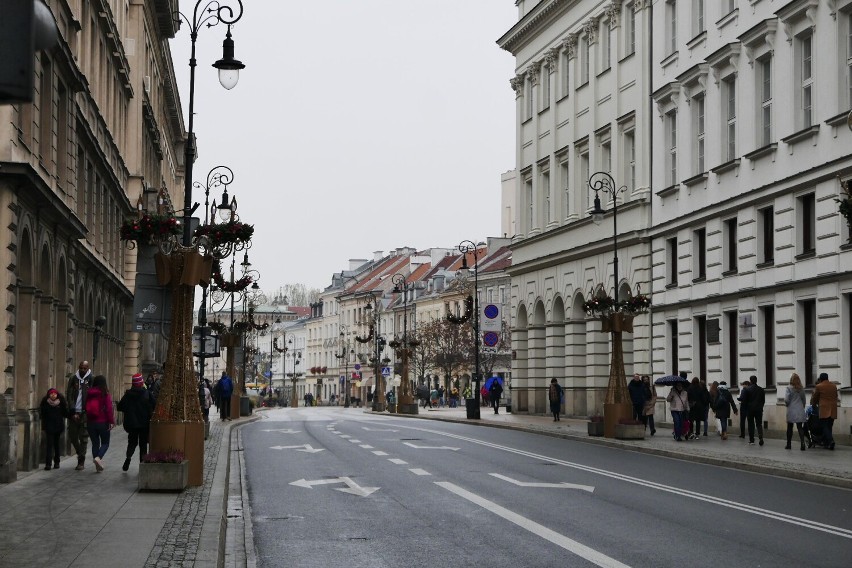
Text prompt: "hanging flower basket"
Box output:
[[583, 293, 651, 318], [212, 261, 253, 292], [194, 221, 254, 248], [120, 214, 180, 245]]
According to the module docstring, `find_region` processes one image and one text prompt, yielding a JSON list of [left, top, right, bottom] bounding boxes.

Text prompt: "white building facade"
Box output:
[[650, 0, 850, 435], [499, 0, 654, 416]]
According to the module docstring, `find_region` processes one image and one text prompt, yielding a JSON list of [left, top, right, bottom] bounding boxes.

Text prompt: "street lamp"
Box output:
[[390, 273, 420, 413], [176, 0, 245, 247], [455, 240, 485, 420], [356, 295, 388, 411], [336, 325, 355, 407], [587, 171, 633, 436]]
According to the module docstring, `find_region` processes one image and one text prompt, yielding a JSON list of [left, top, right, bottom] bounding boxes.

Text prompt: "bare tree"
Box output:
[[417, 318, 473, 389], [273, 284, 320, 306]]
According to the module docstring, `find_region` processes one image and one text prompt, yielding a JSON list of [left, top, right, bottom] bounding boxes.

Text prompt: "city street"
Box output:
[[243, 407, 852, 568]]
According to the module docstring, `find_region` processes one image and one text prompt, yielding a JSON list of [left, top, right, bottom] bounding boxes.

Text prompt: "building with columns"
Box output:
[[650, 0, 850, 435], [0, 0, 186, 479], [498, 0, 653, 416]]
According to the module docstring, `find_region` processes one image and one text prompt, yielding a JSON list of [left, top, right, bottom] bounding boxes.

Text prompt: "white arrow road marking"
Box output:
[[362, 427, 399, 432], [437, 482, 630, 568], [269, 444, 325, 453], [489, 473, 595, 493], [403, 442, 459, 451], [261, 429, 301, 434], [289, 477, 379, 497]]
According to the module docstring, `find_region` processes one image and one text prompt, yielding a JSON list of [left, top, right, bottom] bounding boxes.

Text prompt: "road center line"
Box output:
[[388, 458, 408, 465], [410, 468, 431, 476], [372, 450, 388, 456], [437, 481, 630, 568]]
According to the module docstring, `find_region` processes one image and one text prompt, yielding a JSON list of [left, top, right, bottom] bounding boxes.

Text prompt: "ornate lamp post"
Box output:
[[390, 274, 419, 414], [448, 240, 484, 420], [274, 335, 301, 407], [336, 325, 355, 407], [354, 293, 387, 412], [587, 171, 638, 437]]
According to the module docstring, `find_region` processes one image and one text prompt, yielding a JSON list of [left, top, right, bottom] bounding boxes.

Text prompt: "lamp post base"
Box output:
[[465, 399, 480, 420]]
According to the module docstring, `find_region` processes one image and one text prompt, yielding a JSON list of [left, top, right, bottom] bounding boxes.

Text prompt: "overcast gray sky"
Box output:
[[171, 1, 517, 291]]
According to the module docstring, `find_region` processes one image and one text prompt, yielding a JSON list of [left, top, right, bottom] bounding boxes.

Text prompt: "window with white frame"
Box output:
[[666, 0, 677, 54], [578, 144, 590, 208], [693, 94, 705, 173], [798, 33, 813, 128], [724, 217, 738, 273], [758, 57, 772, 146], [666, 109, 677, 186], [798, 192, 816, 255], [847, 12, 852, 108], [540, 165, 551, 225], [723, 76, 737, 161], [561, 49, 571, 98], [580, 34, 590, 85], [694, 0, 705, 36], [601, 20, 611, 72], [541, 64, 551, 110], [524, 176, 534, 230], [724, 0, 736, 14], [758, 205, 774, 265], [623, 130, 636, 191], [693, 227, 707, 280], [525, 77, 533, 120], [667, 236, 678, 286], [559, 154, 570, 219], [625, 2, 636, 57], [600, 136, 612, 174]]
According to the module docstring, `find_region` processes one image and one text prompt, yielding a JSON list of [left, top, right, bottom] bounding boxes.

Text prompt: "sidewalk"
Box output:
[[395, 406, 852, 490], [0, 411, 258, 568]]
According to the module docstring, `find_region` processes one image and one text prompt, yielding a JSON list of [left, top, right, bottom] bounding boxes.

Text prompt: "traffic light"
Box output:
[[0, 0, 58, 104]]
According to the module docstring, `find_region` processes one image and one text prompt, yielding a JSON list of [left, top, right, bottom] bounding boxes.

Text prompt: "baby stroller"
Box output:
[[803, 405, 824, 448]]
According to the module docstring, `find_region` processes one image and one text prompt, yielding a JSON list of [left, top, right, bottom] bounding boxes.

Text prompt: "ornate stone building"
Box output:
[[0, 0, 185, 479], [498, 0, 653, 416]]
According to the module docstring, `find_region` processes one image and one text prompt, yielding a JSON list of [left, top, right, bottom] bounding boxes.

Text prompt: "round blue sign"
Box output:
[[483, 331, 500, 347], [483, 304, 499, 319]]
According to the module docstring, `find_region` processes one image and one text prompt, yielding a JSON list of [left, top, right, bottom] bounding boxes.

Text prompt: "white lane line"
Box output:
[[490, 473, 594, 492], [410, 468, 431, 476], [391, 424, 852, 540], [388, 458, 408, 465], [360, 444, 374, 449], [339, 435, 351, 439], [372, 451, 388, 456], [349, 439, 362, 443], [437, 481, 630, 568]]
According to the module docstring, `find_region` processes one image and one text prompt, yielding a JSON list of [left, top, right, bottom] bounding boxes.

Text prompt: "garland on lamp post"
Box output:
[[194, 221, 254, 248], [119, 214, 181, 247]]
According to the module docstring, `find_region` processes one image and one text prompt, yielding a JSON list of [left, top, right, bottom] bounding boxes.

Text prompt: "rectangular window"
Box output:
[[759, 206, 774, 264], [725, 0, 736, 14], [847, 13, 852, 107], [695, 314, 707, 381], [601, 22, 611, 72], [760, 305, 775, 388], [541, 66, 550, 110], [669, 319, 679, 375], [562, 51, 570, 98], [580, 35, 590, 85], [625, 3, 636, 56], [624, 130, 636, 191], [559, 156, 570, 219], [695, 0, 705, 36], [56, 82, 68, 188], [800, 34, 813, 128], [726, 310, 739, 387], [667, 0, 677, 54], [801, 299, 816, 386], [39, 56, 52, 166], [579, 149, 590, 208], [667, 236, 678, 286], [601, 140, 611, 174], [525, 177, 534, 230], [694, 96, 705, 173], [666, 110, 677, 186], [525, 78, 533, 120], [541, 169, 551, 225], [694, 228, 706, 280], [724, 77, 737, 161], [799, 192, 816, 255], [759, 57, 772, 146], [724, 218, 738, 273]]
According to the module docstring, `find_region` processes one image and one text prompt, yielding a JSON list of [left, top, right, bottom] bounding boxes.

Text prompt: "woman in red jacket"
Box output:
[[85, 375, 115, 472]]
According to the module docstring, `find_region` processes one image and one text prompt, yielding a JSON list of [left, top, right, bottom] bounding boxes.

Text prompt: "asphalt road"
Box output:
[[242, 407, 852, 568]]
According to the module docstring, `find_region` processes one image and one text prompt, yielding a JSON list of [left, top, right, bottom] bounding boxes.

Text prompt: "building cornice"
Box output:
[[497, 0, 579, 54]]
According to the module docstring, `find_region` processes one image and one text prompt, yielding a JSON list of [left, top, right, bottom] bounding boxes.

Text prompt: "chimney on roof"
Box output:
[[348, 259, 368, 271], [373, 250, 384, 261], [435, 275, 445, 291]]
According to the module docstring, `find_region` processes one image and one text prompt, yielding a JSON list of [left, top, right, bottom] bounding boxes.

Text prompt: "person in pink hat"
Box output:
[[117, 373, 154, 471]]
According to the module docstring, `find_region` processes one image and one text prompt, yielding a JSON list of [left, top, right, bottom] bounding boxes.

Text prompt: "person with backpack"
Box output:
[[488, 379, 503, 415], [218, 371, 234, 420], [713, 381, 738, 440], [548, 378, 564, 421], [117, 373, 154, 471]]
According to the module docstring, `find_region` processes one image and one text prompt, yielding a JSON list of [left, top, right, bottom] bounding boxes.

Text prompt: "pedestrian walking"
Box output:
[[117, 373, 154, 470], [713, 381, 738, 440], [548, 378, 564, 421], [628, 373, 647, 422], [740, 375, 765, 446], [810, 372, 838, 450], [199, 379, 212, 422], [84, 375, 115, 473], [218, 371, 234, 420], [736, 379, 750, 438], [488, 379, 503, 414], [687, 377, 706, 439], [666, 382, 689, 441], [699, 380, 711, 437], [39, 388, 68, 470], [641, 375, 657, 435], [65, 360, 93, 470], [784, 373, 807, 451]]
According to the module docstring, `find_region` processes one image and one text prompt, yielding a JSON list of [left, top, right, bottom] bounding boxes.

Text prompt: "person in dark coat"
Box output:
[[488, 379, 503, 415], [687, 377, 706, 439], [736, 379, 750, 438], [218, 371, 234, 419], [65, 360, 93, 470], [548, 378, 564, 421], [740, 375, 765, 446], [117, 373, 154, 471], [712, 381, 738, 440], [810, 372, 838, 450], [628, 373, 647, 422], [39, 388, 68, 470]]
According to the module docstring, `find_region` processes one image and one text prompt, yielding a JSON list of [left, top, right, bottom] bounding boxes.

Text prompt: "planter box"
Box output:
[[138, 461, 189, 492], [615, 424, 645, 440], [587, 421, 604, 437]]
